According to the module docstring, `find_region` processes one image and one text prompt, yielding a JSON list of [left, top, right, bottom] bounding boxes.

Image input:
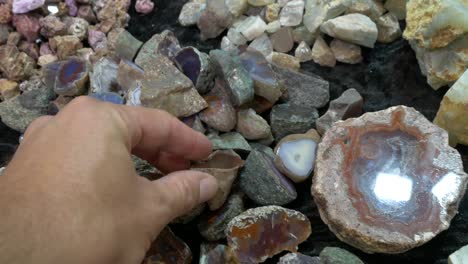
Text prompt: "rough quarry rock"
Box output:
[[271, 27, 295, 53], [135, 30, 181, 69], [279, 0, 305, 27], [295, 41, 313, 62], [376, 12, 402, 44], [197, 0, 233, 40], [312, 106, 468, 254], [226, 206, 312, 263], [270, 103, 319, 141], [209, 132, 252, 153], [236, 15, 267, 41], [174, 47, 215, 94], [311, 36, 336, 67]]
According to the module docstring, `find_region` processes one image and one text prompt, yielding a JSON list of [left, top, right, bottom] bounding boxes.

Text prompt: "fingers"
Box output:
[[149, 170, 218, 223], [149, 152, 190, 174]]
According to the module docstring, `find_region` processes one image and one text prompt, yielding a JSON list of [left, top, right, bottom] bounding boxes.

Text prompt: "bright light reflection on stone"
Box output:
[[373, 172, 413, 203], [432, 172, 459, 203], [47, 5, 59, 14]]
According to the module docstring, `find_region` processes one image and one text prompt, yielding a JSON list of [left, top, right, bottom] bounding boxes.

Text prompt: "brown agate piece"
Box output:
[[192, 150, 245, 210], [312, 106, 468, 254], [226, 206, 312, 263]]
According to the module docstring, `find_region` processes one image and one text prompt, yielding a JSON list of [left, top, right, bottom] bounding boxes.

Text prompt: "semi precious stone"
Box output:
[[248, 33, 273, 58], [434, 70, 468, 146], [239, 50, 282, 103], [135, 30, 181, 69], [209, 132, 252, 153], [274, 130, 321, 183], [143, 227, 192, 264], [236, 108, 272, 140], [43, 61, 63, 90], [209, 50, 254, 106], [376, 13, 402, 43], [330, 39, 363, 64], [270, 103, 319, 141], [240, 149, 297, 205], [109, 29, 143, 61], [226, 206, 311, 263], [295, 41, 313, 62], [266, 21, 281, 33], [90, 57, 119, 94], [280, 0, 305, 26], [12, 14, 41, 42], [316, 88, 363, 135], [12, 0, 44, 14], [0, 45, 35, 81], [49, 35, 83, 60], [272, 65, 330, 108], [54, 58, 89, 96], [248, 0, 275, 6], [279, 253, 321, 264], [311, 36, 336, 67], [265, 3, 280, 22], [320, 13, 378, 48], [198, 192, 245, 241], [90, 92, 124, 104], [237, 15, 267, 41], [320, 247, 364, 264], [384, 0, 406, 20], [410, 35, 468, 90], [200, 244, 234, 264], [179, 1, 206, 26], [227, 28, 248, 45], [221, 36, 238, 52], [117, 60, 144, 92], [0, 79, 19, 101], [192, 150, 244, 210], [225, 0, 248, 16], [0, 86, 54, 132], [199, 79, 237, 132], [303, 0, 350, 33], [140, 55, 207, 117], [197, 0, 233, 40], [271, 27, 295, 53], [135, 0, 154, 14], [404, 0, 468, 49], [312, 105, 468, 253], [449, 245, 468, 264], [268, 52, 301, 71], [175, 47, 215, 94]]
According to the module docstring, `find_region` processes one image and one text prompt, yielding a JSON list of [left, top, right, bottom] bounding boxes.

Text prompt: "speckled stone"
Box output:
[[0, 79, 19, 101], [270, 103, 319, 141], [279, 253, 321, 264], [117, 60, 144, 92], [319, 247, 364, 264], [49, 35, 83, 60], [312, 106, 468, 253], [226, 206, 311, 263], [240, 149, 297, 205], [0, 45, 35, 82], [265, 3, 280, 22]]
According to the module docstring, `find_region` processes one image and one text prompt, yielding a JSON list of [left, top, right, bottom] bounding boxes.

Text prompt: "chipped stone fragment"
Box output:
[[320, 247, 364, 264], [279, 253, 321, 264], [226, 0, 248, 16], [49, 35, 83, 60], [221, 36, 238, 52], [39, 15, 66, 38], [321, 13, 378, 48], [108, 28, 143, 61], [197, 0, 233, 40], [179, 1, 206, 26], [90, 57, 119, 94], [248, 0, 275, 6], [295, 41, 313, 62], [292, 25, 317, 45], [303, 0, 350, 33], [311, 36, 336, 67], [175, 47, 215, 94], [376, 12, 402, 43], [330, 39, 363, 64], [12, 0, 45, 14], [271, 27, 295, 53], [227, 27, 248, 46], [265, 3, 280, 22], [236, 15, 267, 41], [0, 45, 35, 82], [135, 30, 181, 69], [236, 108, 272, 140], [270, 103, 319, 141], [143, 227, 192, 264], [280, 0, 305, 26], [78, 5, 98, 24], [64, 17, 89, 41], [248, 33, 273, 58], [199, 79, 237, 132], [346, 0, 385, 21], [266, 20, 281, 33], [12, 14, 41, 42], [268, 52, 300, 71], [209, 132, 252, 153]]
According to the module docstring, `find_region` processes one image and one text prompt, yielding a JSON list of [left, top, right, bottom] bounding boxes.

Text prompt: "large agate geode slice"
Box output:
[[312, 105, 468, 254]]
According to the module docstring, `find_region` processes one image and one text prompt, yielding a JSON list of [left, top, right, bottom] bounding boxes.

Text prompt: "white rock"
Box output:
[[303, 0, 351, 33], [266, 21, 281, 33], [376, 12, 402, 43], [278, 0, 292, 7], [279, 0, 305, 27], [449, 245, 468, 264], [221, 36, 238, 52], [237, 16, 267, 41], [320, 13, 378, 48], [227, 27, 248, 45], [295, 41, 313, 62], [248, 33, 273, 57], [225, 0, 248, 17], [178, 2, 206, 26]]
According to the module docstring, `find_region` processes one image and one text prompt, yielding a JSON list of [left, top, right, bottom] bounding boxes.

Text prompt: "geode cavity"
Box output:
[[312, 106, 468, 254]]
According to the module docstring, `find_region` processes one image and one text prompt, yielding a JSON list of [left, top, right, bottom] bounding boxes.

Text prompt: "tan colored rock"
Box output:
[[237, 108, 272, 140], [268, 52, 301, 71], [312, 36, 336, 67], [38, 54, 58, 67], [49, 35, 83, 60], [271, 27, 294, 53], [265, 3, 280, 22], [0, 45, 36, 81], [330, 39, 363, 64], [0, 79, 19, 101], [434, 70, 468, 146], [377, 12, 402, 43], [266, 20, 281, 33]]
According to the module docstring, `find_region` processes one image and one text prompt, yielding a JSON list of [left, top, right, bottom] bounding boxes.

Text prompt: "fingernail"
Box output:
[[199, 177, 219, 203]]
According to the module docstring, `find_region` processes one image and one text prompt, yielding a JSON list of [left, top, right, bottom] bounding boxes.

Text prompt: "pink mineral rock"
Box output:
[[65, 0, 77, 16], [12, 0, 44, 14], [88, 28, 107, 51], [135, 0, 154, 14], [12, 13, 41, 42]]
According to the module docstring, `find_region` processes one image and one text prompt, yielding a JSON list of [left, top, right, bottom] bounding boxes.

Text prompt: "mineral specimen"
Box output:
[[240, 149, 297, 205], [279, 253, 321, 264], [0, 79, 19, 101], [197, 0, 233, 40], [316, 88, 363, 135], [135, 0, 155, 14], [49, 35, 83, 59], [345, 0, 385, 21], [39, 15, 66, 38], [449, 245, 468, 264], [279, 0, 305, 27], [12, 0, 44, 14], [295, 41, 313, 63], [209, 50, 254, 106], [376, 13, 402, 44], [90, 92, 124, 104], [384, 0, 406, 20], [64, 17, 89, 41], [135, 30, 181, 69], [117, 60, 144, 91], [0, 45, 35, 81], [200, 243, 235, 264], [236, 15, 267, 41], [78, 5, 98, 24], [265, 3, 280, 22], [311, 36, 336, 67], [179, 1, 206, 26], [268, 52, 300, 71], [199, 79, 237, 132], [330, 39, 363, 64], [209, 132, 252, 153], [303, 0, 350, 33], [192, 150, 245, 210], [88, 29, 107, 51], [198, 192, 245, 241], [266, 20, 281, 33], [434, 70, 468, 146], [143, 227, 192, 264], [248, 33, 273, 58], [140, 55, 207, 117], [270, 103, 319, 141], [90, 57, 119, 94], [292, 25, 316, 45], [109, 28, 143, 61], [236, 108, 272, 140], [226, 206, 311, 263], [54, 58, 89, 96], [271, 27, 294, 53], [274, 130, 321, 183], [312, 106, 468, 253], [404, 0, 468, 49], [12, 14, 41, 42], [320, 13, 378, 48], [319, 247, 364, 264], [174, 47, 215, 94], [225, 0, 248, 16]]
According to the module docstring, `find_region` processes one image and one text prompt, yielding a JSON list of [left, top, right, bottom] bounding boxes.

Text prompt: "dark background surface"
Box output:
[[1, 0, 467, 263]]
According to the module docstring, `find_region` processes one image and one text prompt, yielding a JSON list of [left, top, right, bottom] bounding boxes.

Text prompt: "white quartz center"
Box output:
[[277, 139, 317, 178]]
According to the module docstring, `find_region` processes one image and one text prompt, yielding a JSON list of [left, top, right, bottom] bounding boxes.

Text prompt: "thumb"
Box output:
[[151, 170, 218, 223]]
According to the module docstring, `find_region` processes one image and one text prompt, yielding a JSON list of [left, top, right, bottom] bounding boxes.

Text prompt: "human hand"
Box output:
[[0, 97, 218, 264]]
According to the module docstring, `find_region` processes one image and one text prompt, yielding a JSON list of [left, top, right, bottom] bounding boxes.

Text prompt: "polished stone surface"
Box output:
[[312, 106, 468, 254]]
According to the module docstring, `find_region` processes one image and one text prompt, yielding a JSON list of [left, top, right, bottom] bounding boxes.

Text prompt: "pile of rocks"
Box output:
[[178, 0, 402, 69]]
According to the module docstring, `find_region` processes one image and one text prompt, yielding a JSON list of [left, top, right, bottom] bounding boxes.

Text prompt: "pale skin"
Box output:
[[0, 97, 219, 264]]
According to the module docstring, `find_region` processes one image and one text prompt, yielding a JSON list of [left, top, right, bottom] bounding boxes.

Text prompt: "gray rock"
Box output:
[[209, 132, 252, 153], [240, 149, 297, 205], [197, 0, 233, 40], [179, 1, 206, 26], [0, 24, 10, 45], [316, 88, 363, 135], [271, 26, 295, 53], [278, 253, 321, 264], [249, 143, 275, 158], [135, 30, 182, 69], [209, 50, 255, 106], [272, 65, 330, 109], [236, 108, 271, 140], [90, 57, 119, 94], [0, 86, 55, 132], [270, 103, 319, 141], [319, 247, 364, 264]]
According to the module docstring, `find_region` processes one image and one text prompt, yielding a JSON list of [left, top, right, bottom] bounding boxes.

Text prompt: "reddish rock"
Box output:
[[227, 206, 312, 263], [312, 106, 468, 254], [0, 4, 12, 24], [135, 0, 154, 14], [12, 14, 41, 42], [143, 227, 192, 264]]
